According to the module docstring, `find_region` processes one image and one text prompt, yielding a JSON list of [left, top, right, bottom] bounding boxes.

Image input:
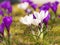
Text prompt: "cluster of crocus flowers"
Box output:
[[39, 1, 59, 14], [19, 10, 50, 39], [0, 0, 12, 37], [20, 10, 50, 27]]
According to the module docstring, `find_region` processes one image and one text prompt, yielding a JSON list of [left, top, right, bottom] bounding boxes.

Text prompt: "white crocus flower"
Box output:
[[18, 2, 29, 10], [34, 10, 49, 21], [20, 14, 33, 26], [32, 10, 49, 26]]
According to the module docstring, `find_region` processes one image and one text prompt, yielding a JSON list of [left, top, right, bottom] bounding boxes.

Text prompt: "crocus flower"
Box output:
[[17, 2, 29, 10], [20, 14, 33, 26], [50, 1, 59, 14], [7, 6, 12, 14], [1, 1, 11, 9], [0, 10, 4, 16], [0, 1, 6, 9], [32, 10, 49, 26], [0, 22, 5, 37], [39, 2, 50, 11], [30, 3, 38, 10], [3, 16, 12, 36]]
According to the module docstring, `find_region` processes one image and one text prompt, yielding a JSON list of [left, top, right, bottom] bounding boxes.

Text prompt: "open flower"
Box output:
[[3, 16, 12, 36], [17, 2, 29, 10], [32, 10, 50, 26], [20, 10, 50, 26]]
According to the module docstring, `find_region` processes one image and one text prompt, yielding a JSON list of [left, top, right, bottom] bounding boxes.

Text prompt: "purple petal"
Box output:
[[3, 16, 12, 31], [39, 2, 51, 11], [30, 3, 37, 10], [1, 1, 11, 9], [54, 1, 59, 6], [1, 1, 7, 9], [0, 22, 5, 36], [50, 1, 59, 14], [7, 6, 12, 14], [33, 14, 36, 19], [43, 13, 50, 26]]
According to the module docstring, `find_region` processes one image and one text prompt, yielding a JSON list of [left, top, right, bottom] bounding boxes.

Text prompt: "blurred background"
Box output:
[[0, 0, 60, 45]]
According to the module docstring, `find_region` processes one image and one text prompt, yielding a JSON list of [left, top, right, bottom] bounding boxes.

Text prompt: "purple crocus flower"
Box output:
[[43, 13, 50, 27], [0, 1, 6, 9], [7, 6, 12, 14], [39, 2, 51, 11], [0, 22, 5, 37], [30, 3, 38, 10], [0, 10, 4, 16], [3, 16, 12, 36], [50, 1, 59, 14], [1, 1, 11, 9]]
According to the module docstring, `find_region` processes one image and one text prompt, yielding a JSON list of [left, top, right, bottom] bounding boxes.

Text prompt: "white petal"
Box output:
[[45, 11, 49, 18], [34, 11, 40, 18], [39, 10, 49, 20], [39, 10, 45, 20], [32, 19, 41, 26], [19, 14, 33, 26], [17, 2, 29, 10]]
